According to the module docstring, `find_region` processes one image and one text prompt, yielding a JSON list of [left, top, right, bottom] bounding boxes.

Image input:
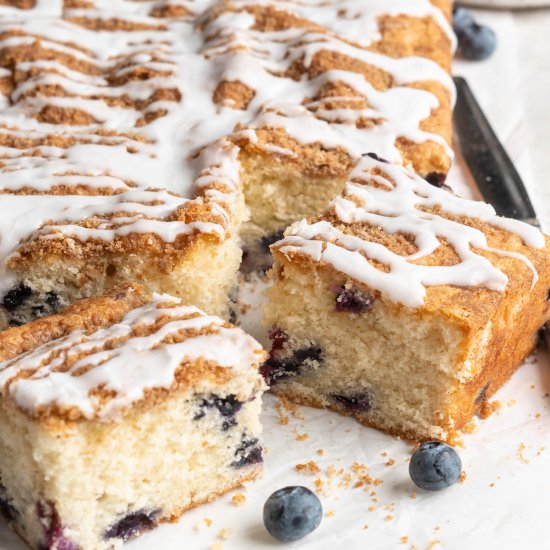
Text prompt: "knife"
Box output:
[[452, 76, 539, 226]]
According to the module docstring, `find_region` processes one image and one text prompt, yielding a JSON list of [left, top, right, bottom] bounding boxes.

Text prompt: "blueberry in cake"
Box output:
[[0, 0, 456, 318], [265, 154, 550, 442], [0, 284, 266, 549]]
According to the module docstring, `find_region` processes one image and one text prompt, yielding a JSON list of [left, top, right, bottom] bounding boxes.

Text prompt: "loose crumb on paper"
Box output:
[[518, 442, 530, 464], [326, 510, 335, 518], [217, 528, 232, 540], [400, 536, 409, 544], [459, 471, 467, 483], [231, 494, 246, 506], [295, 461, 321, 475], [195, 518, 213, 532]]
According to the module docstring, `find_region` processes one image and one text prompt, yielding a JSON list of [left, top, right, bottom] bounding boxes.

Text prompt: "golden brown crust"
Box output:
[[160, 465, 262, 523], [0, 284, 265, 425], [0, 283, 149, 361]]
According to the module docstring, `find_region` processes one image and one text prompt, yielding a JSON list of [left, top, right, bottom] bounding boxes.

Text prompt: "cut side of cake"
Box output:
[[264, 154, 550, 442], [0, 284, 266, 550]]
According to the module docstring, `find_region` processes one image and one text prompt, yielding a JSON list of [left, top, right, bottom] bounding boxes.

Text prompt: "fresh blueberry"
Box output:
[[263, 486, 322, 542], [334, 286, 374, 314], [452, 7, 475, 36], [458, 23, 496, 61], [104, 511, 159, 541], [331, 392, 372, 413], [409, 441, 462, 491]]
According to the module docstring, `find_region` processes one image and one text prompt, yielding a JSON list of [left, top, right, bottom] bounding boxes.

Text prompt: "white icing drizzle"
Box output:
[[276, 155, 545, 308], [0, 293, 264, 419], [0, 0, 454, 296]]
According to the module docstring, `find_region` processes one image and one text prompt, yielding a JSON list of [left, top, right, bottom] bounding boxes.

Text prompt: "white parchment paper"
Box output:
[[1, 11, 549, 550]]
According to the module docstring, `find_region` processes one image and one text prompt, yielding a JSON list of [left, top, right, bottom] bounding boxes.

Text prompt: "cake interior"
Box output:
[[1, 232, 242, 328], [263, 261, 526, 442], [0, 381, 262, 550]]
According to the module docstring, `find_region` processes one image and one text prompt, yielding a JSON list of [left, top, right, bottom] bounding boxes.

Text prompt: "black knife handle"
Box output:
[[453, 76, 538, 224]]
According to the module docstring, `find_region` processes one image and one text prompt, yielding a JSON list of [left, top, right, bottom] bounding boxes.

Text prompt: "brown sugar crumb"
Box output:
[[205, 519, 213, 528], [426, 541, 441, 550], [316, 449, 325, 456], [363, 524, 369, 529], [535, 413, 542, 419], [231, 494, 246, 506], [368, 506, 375, 512], [507, 399, 517, 407], [294, 431, 309, 442], [314, 478, 324, 495], [410, 492, 417, 499], [386, 458, 395, 466], [518, 442, 530, 464], [400, 536, 409, 544], [211, 542, 223, 550], [217, 528, 232, 540], [326, 465, 337, 478], [373, 478, 383, 486], [295, 461, 321, 475], [489, 482, 495, 488], [280, 396, 299, 414], [275, 401, 289, 425], [537, 446, 546, 456], [459, 471, 467, 483], [326, 510, 335, 518], [384, 515, 393, 522], [478, 399, 501, 419]]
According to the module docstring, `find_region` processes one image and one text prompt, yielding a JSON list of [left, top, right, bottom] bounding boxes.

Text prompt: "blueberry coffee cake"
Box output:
[[264, 154, 550, 442], [0, 284, 266, 549], [0, 0, 456, 322]]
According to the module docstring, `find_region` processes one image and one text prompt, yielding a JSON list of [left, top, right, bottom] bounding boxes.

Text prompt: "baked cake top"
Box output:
[[0, 284, 265, 423], [272, 154, 548, 315], [0, 0, 454, 294]]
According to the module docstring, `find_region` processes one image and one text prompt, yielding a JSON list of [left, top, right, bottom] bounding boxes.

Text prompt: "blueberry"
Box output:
[[362, 152, 389, 163], [334, 286, 374, 314], [263, 486, 322, 542], [458, 23, 496, 61], [194, 394, 243, 430], [2, 283, 32, 311], [409, 441, 462, 491], [261, 343, 323, 386], [231, 434, 263, 468], [452, 7, 475, 36], [36, 501, 79, 550], [331, 392, 372, 413], [104, 511, 158, 541]]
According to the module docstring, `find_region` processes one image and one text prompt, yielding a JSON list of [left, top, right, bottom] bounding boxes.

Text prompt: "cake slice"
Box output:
[[264, 154, 550, 442], [0, 0, 456, 317], [0, 284, 266, 550]]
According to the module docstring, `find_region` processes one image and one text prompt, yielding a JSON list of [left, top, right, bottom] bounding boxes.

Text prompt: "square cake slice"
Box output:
[[0, 284, 266, 550], [264, 154, 550, 442]]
